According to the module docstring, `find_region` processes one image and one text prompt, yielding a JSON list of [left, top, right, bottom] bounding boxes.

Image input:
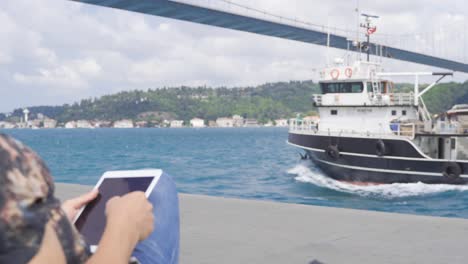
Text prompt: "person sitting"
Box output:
[[0, 134, 169, 264]]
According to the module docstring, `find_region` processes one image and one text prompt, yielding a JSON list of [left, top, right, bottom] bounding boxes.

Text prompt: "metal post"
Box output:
[[414, 75, 419, 106], [367, 20, 370, 62]]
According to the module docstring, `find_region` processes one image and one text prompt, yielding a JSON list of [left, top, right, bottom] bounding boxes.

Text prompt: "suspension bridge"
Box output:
[[69, 0, 468, 73]]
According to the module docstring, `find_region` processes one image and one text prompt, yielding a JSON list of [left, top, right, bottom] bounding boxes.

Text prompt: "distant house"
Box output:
[[113, 119, 134, 128], [232, 115, 244, 127], [208, 120, 217, 127], [64, 121, 77, 129], [275, 119, 288, 127], [190, 118, 205, 128], [216, 117, 233, 128], [170, 120, 184, 128], [244, 119, 259, 127], [43, 119, 57, 129], [135, 121, 148, 128], [29, 119, 41, 129], [0, 121, 15, 129], [76, 120, 93, 129], [94, 120, 112, 128]]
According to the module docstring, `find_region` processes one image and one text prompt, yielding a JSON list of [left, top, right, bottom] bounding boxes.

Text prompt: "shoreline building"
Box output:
[[208, 120, 217, 127], [216, 117, 233, 128], [232, 115, 244, 127], [43, 119, 57, 129], [135, 121, 148, 128], [76, 120, 93, 129], [23, 109, 29, 124], [113, 119, 134, 128], [64, 121, 77, 129], [0, 121, 15, 129], [275, 119, 289, 127], [170, 120, 184, 128], [190, 118, 205, 128], [244, 119, 259, 127]]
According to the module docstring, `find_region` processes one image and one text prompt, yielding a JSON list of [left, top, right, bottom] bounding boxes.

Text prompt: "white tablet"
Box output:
[[73, 169, 162, 251]]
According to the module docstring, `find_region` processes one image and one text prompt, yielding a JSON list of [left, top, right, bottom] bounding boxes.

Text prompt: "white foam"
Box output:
[[288, 163, 468, 198]]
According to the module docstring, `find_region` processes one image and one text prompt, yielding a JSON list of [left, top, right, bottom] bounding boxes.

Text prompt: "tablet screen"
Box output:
[[75, 176, 155, 245]]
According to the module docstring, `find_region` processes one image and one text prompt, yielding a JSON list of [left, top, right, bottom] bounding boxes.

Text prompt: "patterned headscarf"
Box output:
[[0, 134, 91, 263]]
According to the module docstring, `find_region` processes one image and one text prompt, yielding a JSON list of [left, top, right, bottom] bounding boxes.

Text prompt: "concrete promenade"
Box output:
[[56, 183, 468, 264]]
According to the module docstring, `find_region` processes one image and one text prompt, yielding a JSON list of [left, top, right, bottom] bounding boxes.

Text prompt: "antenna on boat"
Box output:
[[354, 0, 361, 61], [326, 16, 331, 66], [360, 13, 379, 62]]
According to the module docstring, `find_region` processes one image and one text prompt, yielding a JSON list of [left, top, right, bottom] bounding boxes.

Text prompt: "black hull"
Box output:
[[289, 133, 468, 185]]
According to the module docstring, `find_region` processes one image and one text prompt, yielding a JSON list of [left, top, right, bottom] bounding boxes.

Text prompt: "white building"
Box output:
[[244, 119, 259, 127], [208, 120, 217, 127], [43, 119, 57, 129], [113, 119, 134, 128], [216, 117, 233, 127], [76, 120, 93, 129], [0, 121, 15, 129], [275, 119, 288, 127], [94, 120, 112, 128], [23, 109, 29, 124], [170, 120, 184, 128], [64, 121, 77, 129], [135, 121, 148, 128], [232, 115, 244, 127], [190, 118, 205, 128]]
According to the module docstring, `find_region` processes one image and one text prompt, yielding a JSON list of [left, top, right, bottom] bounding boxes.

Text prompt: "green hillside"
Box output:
[[3, 80, 467, 124]]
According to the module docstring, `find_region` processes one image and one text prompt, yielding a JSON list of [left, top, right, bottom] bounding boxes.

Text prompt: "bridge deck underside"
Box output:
[[72, 0, 468, 73]]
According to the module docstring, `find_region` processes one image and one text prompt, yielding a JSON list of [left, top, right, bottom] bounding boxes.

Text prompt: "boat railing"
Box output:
[[289, 119, 318, 133], [390, 122, 417, 139], [435, 121, 463, 134], [290, 119, 419, 140], [389, 93, 414, 106], [313, 92, 414, 106]]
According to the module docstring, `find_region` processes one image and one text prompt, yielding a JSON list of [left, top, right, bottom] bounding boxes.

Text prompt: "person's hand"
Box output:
[[62, 189, 99, 221], [105, 192, 154, 243]]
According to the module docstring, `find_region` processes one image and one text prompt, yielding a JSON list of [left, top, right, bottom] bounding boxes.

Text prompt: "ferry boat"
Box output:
[[287, 16, 468, 185]]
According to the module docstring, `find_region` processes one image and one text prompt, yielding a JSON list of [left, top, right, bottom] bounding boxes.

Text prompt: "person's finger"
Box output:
[[69, 189, 99, 208]]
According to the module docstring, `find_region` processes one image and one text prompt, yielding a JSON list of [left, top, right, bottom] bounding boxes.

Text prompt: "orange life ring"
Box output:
[[330, 69, 340, 80], [345, 68, 353, 78]]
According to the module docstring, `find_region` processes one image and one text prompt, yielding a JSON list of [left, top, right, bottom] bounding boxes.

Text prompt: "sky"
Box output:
[[0, 0, 467, 112]]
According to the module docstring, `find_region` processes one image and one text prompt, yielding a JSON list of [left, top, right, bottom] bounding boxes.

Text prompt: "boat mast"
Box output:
[[360, 13, 379, 62]]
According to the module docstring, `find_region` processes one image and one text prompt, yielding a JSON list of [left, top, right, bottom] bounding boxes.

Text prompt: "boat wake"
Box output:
[[288, 163, 468, 198]]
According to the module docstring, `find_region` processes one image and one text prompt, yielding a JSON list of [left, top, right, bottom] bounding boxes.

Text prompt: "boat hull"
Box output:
[[289, 133, 468, 185]]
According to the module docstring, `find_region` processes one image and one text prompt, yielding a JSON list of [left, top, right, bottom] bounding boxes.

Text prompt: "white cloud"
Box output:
[[0, 52, 12, 65], [75, 58, 102, 77], [13, 65, 87, 89]]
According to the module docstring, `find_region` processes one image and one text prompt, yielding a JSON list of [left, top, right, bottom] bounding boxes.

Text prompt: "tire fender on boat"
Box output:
[[443, 162, 463, 179], [376, 139, 387, 157], [326, 145, 340, 160]]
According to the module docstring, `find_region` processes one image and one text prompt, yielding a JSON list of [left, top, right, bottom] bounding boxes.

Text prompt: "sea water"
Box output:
[[3, 127, 468, 218]]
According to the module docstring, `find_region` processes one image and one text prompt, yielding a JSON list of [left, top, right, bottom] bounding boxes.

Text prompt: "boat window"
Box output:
[[321, 82, 364, 94], [351, 83, 363, 93], [391, 110, 397, 116], [331, 110, 338, 115], [402, 110, 407, 116], [451, 138, 456, 149]]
